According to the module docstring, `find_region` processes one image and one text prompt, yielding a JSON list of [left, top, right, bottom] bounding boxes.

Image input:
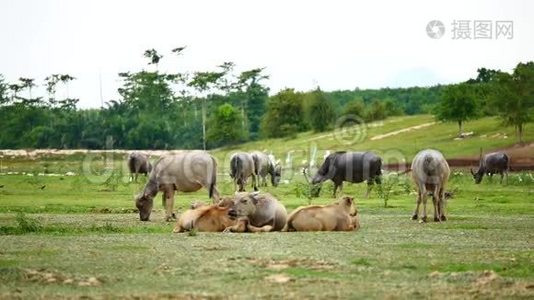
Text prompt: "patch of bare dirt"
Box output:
[[247, 258, 337, 270], [264, 274, 293, 284], [370, 122, 436, 141], [23, 268, 102, 287]]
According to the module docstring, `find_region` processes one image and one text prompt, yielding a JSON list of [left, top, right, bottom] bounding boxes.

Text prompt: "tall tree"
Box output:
[[435, 83, 478, 137], [206, 103, 245, 148], [261, 88, 306, 138], [0, 75, 8, 105], [306, 87, 336, 132], [490, 62, 534, 144], [188, 71, 225, 149]]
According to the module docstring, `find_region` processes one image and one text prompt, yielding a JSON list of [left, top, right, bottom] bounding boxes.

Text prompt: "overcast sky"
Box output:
[[1, 0, 532, 108]]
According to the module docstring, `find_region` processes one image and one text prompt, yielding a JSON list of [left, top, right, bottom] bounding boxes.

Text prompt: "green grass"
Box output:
[[212, 114, 533, 165], [0, 170, 533, 298], [0, 115, 533, 298]]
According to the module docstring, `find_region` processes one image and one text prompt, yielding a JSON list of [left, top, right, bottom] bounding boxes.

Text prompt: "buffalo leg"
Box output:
[[162, 185, 176, 222], [223, 219, 248, 233], [333, 182, 343, 198], [412, 191, 422, 220], [439, 192, 447, 221], [365, 183, 372, 198], [247, 224, 274, 233], [252, 174, 258, 191], [432, 187, 440, 222], [421, 190, 428, 223]]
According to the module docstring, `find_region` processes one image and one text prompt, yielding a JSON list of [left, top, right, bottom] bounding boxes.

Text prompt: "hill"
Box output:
[[213, 115, 533, 169]]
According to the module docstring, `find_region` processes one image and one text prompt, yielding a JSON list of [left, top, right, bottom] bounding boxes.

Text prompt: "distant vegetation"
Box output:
[[0, 48, 532, 149]]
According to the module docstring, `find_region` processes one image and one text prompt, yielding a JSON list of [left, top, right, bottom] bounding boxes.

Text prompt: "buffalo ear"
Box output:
[[249, 192, 260, 205]]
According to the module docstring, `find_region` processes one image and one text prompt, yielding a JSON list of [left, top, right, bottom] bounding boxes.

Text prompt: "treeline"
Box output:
[[0, 49, 532, 149]]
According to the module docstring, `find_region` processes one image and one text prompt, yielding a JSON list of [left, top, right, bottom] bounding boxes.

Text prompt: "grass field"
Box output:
[[1, 115, 533, 298]]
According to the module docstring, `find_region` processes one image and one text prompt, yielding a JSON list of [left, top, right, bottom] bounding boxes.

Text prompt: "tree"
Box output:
[[235, 68, 269, 140], [490, 62, 534, 144], [0, 75, 8, 105], [435, 83, 478, 137], [343, 98, 365, 120], [365, 99, 387, 122], [188, 71, 225, 150], [143, 49, 163, 67], [261, 89, 306, 138], [306, 87, 336, 132], [206, 103, 245, 148]]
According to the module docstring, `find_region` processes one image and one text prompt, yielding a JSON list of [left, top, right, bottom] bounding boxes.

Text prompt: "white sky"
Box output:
[[0, 0, 532, 108]]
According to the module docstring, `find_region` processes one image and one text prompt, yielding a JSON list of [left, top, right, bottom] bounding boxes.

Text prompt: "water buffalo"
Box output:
[[135, 151, 220, 221], [226, 192, 287, 232], [283, 196, 359, 232], [250, 151, 281, 187], [230, 152, 257, 192], [128, 152, 152, 182], [311, 151, 382, 197], [173, 198, 239, 233], [411, 149, 450, 222], [471, 151, 509, 184]]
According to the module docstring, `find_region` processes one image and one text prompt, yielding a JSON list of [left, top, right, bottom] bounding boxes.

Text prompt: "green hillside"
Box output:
[[213, 115, 532, 165]]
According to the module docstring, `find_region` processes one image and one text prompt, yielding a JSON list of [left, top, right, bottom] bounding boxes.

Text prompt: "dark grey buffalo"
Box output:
[[230, 152, 258, 192], [471, 152, 509, 184], [411, 149, 450, 222], [311, 151, 382, 197], [128, 152, 152, 182], [250, 151, 281, 187], [135, 151, 220, 221]]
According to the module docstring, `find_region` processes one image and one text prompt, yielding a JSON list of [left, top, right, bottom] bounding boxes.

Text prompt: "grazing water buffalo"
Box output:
[[471, 151, 509, 184], [312, 151, 382, 197], [128, 152, 152, 182], [251, 151, 281, 187], [135, 151, 220, 221], [411, 149, 450, 222], [283, 196, 359, 232], [230, 152, 257, 192], [226, 192, 287, 232]]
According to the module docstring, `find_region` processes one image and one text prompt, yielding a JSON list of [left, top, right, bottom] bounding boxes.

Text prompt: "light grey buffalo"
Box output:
[[135, 151, 220, 221], [230, 152, 258, 192], [128, 152, 152, 182], [411, 149, 450, 222], [250, 151, 281, 187], [226, 192, 288, 232], [471, 151, 509, 184]]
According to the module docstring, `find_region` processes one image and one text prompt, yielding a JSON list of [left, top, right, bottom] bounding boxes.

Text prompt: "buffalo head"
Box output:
[[470, 167, 484, 184], [228, 192, 259, 219], [135, 192, 154, 221], [271, 164, 282, 187]]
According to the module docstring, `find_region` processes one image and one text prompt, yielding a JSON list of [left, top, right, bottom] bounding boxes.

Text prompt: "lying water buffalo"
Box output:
[[173, 198, 238, 233], [226, 192, 287, 232], [250, 151, 281, 187], [312, 151, 382, 197], [135, 151, 220, 221], [471, 151, 509, 184], [411, 149, 450, 222], [284, 196, 359, 232], [230, 152, 257, 192], [128, 152, 152, 182]]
